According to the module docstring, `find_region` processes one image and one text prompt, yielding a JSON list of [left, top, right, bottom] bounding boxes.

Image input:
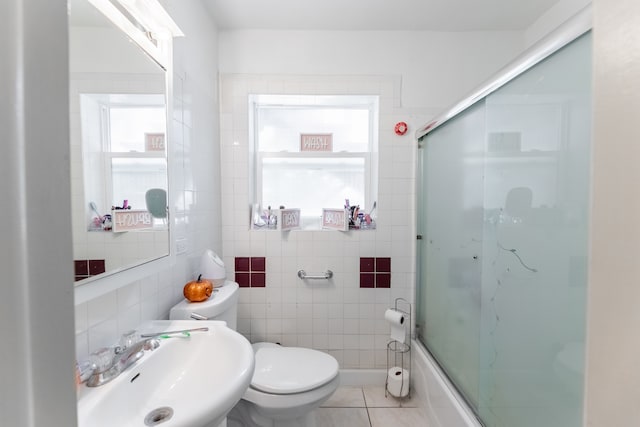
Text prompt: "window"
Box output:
[[250, 95, 378, 229]]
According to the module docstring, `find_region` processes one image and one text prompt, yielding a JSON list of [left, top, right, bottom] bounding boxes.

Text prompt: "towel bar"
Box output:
[[297, 269, 333, 279]]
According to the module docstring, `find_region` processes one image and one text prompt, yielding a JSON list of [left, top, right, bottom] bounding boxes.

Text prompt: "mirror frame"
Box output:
[[72, 0, 182, 303]]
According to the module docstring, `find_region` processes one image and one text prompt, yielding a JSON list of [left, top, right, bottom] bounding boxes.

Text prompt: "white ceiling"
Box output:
[[203, 0, 561, 31]]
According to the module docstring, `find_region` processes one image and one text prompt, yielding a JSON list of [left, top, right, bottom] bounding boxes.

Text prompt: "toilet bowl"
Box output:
[[228, 342, 340, 427]]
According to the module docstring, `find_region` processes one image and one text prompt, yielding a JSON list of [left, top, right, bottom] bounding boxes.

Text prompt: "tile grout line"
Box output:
[[362, 387, 373, 427]]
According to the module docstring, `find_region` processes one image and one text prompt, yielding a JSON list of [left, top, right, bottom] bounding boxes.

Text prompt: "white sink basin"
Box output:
[[77, 320, 254, 427]]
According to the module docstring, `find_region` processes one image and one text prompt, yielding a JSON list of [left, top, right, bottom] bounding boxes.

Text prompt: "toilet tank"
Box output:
[[169, 280, 239, 330]]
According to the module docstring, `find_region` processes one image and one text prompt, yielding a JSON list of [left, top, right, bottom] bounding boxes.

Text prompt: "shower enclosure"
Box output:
[[415, 16, 592, 427]]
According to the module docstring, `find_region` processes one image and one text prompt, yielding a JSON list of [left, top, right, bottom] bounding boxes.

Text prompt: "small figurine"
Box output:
[[102, 214, 112, 231]]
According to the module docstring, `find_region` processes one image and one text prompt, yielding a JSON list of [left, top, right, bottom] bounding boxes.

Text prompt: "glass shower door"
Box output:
[[478, 32, 591, 427], [416, 32, 591, 427], [417, 100, 487, 408]]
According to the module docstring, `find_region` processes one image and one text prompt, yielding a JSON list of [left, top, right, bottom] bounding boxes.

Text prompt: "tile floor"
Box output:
[[311, 385, 430, 427]]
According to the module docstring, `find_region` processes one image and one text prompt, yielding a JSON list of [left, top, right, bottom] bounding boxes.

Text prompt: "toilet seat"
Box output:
[[250, 343, 339, 394]]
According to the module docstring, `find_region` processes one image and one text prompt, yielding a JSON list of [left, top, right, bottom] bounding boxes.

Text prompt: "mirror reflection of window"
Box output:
[[80, 94, 167, 226], [111, 158, 167, 225], [106, 98, 167, 226], [109, 102, 166, 152]]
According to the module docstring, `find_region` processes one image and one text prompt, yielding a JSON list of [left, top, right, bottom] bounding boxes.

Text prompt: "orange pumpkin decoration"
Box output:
[[183, 274, 213, 302]]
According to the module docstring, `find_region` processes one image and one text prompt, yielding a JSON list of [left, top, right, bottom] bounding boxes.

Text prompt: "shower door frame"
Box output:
[[415, 7, 592, 141]]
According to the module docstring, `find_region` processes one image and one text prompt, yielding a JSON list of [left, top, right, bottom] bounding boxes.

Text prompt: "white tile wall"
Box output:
[[220, 74, 426, 369]]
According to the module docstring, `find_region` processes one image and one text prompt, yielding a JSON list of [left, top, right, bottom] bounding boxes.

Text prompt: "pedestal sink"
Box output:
[[77, 320, 254, 427]]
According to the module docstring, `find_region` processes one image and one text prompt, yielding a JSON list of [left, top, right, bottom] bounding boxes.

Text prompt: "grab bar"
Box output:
[[297, 269, 333, 280]]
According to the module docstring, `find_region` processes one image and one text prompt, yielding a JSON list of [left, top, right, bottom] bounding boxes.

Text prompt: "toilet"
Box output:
[[170, 280, 340, 427]]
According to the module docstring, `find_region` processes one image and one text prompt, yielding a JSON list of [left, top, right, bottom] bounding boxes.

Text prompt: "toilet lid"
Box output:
[[251, 347, 339, 394]]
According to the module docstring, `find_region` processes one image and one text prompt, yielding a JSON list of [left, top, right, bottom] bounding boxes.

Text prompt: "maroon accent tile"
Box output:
[[376, 257, 391, 273], [360, 273, 375, 288], [235, 272, 250, 287], [74, 260, 88, 276], [75, 276, 87, 282], [88, 259, 105, 275], [360, 257, 375, 273], [251, 257, 266, 272], [376, 273, 391, 288], [251, 272, 266, 287], [235, 257, 250, 272]]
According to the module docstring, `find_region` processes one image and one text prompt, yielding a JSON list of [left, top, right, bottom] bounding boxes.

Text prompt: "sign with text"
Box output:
[[301, 133, 333, 152], [145, 133, 166, 152], [279, 208, 301, 231], [322, 208, 348, 231], [112, 209, 153, 232]]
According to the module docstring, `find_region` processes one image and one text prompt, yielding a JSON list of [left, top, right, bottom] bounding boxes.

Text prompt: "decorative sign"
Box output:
[[301, 133, 333, 152], [322, 208, 348, 231], [145, 133, 166, 152], [112, 209, 153, 232], [279, 208, 301, 231]]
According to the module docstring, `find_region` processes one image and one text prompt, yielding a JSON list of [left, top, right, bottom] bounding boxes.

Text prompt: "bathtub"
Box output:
[[411, 339, 481, 427]]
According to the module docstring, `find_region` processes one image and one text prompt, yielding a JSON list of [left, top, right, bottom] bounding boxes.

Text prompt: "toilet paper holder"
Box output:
[[385, 298, 411, 399]]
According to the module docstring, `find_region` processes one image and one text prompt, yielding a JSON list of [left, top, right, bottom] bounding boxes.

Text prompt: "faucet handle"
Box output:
[[144, 338, 161, 351], [115, 330, 141, 354], [90, 347, 115, 374], [76, 359, 96, 383]]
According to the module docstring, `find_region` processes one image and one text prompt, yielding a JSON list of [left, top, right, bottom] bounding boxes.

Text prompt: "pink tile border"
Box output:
[[235, 272, 250, 287], [360, 257, 375, 272], [360, 273, 375, 288], [376, 257, 391, 273], [360, 257, 392, 288], [251, 272, 266, 287], [235, 257, 250, 272], [235, 257, 267, 287], [251, 257, 266, 272]]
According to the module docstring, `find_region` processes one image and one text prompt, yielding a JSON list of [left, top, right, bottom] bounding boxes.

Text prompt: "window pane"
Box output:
[[252, 95, 378, 153], [257, 107, 371, 152], [262, 157, 365, 217], [110, 107, 165, 152], [111, 158, 167, 212]]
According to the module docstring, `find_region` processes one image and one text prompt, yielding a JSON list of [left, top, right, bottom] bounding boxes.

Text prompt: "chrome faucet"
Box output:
[[80, 331, 160, 387]]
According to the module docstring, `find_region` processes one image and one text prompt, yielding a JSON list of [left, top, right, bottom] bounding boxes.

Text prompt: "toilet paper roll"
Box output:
[[385, 309, 406, 344], [386, 367, 410, 397]]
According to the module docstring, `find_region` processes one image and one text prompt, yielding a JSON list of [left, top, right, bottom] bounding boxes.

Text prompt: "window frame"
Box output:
[[250, 95, 379, 228]]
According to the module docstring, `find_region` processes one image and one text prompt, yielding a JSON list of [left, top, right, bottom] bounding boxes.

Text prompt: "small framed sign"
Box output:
[[279, 208, 301, 231], [145, 133, 165, 152], [301, 133, 332, 152], [112, 209, 153, 232], [322, 208, 348, 231]]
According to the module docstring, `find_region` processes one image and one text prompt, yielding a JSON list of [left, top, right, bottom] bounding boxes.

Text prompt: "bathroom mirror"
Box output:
[[69, 0, 170, 284]]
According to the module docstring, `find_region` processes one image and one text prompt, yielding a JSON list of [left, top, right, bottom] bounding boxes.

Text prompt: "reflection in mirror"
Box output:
[[69, 0, 169, 284]]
